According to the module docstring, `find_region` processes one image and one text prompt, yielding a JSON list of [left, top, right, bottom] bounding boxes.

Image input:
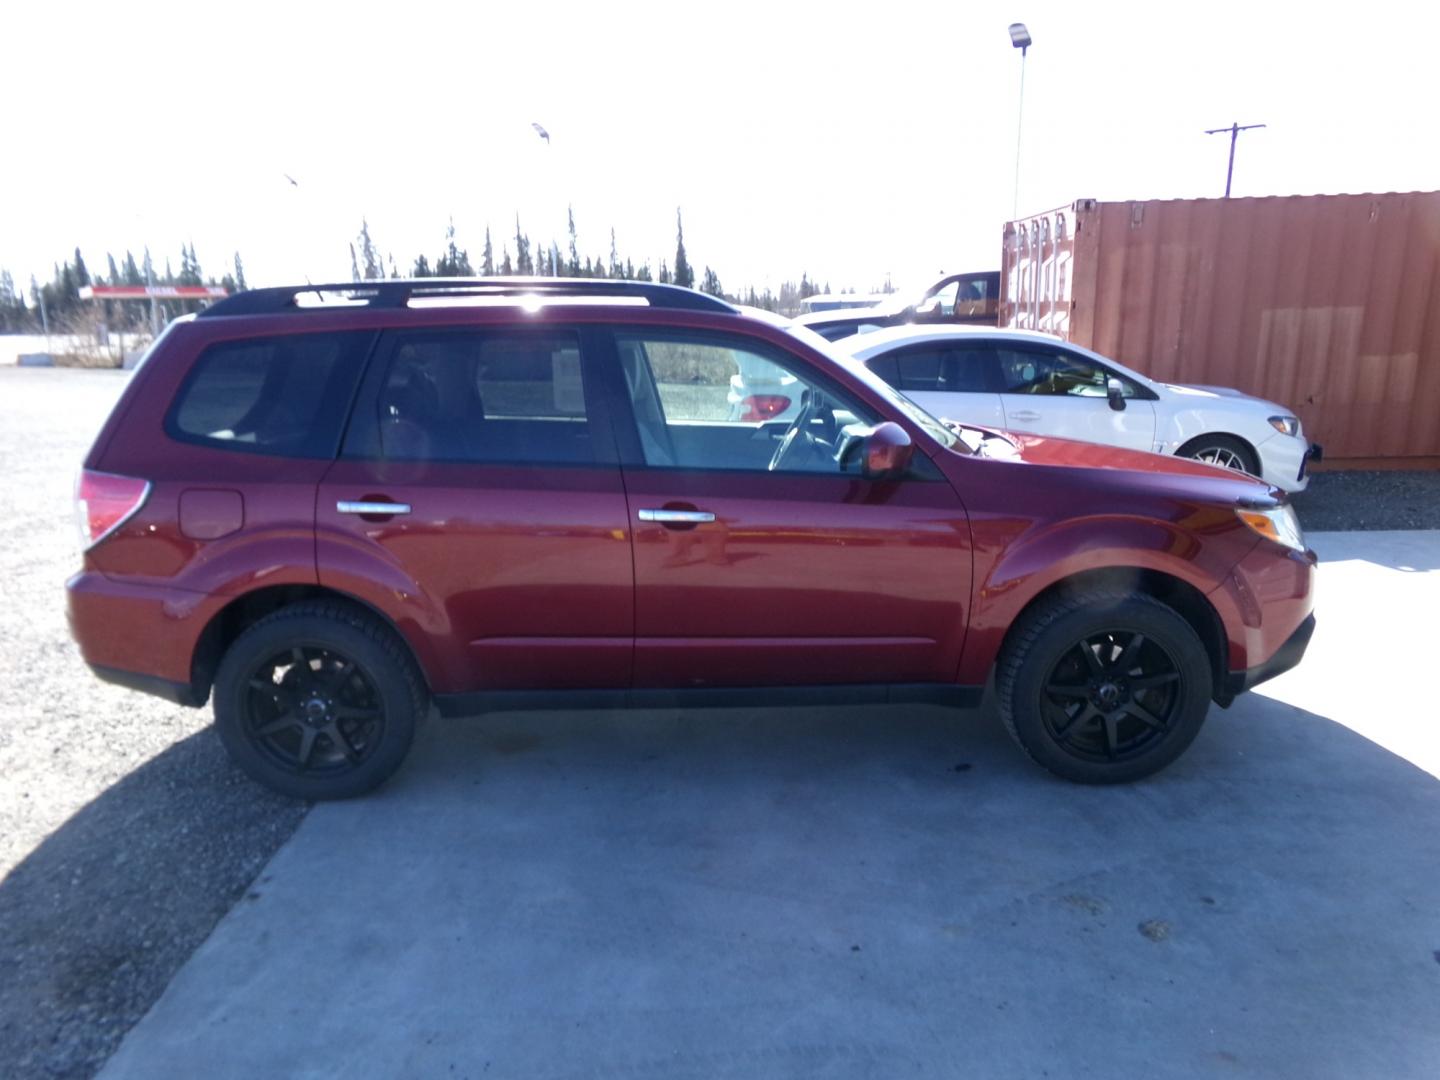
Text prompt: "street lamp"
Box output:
[[1009, 22, 1032, 219]]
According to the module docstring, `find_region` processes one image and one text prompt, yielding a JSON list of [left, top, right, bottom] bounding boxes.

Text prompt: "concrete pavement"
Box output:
[[99, 532, 1440, 1080]]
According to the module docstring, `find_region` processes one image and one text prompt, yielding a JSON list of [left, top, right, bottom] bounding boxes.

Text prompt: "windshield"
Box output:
[[784, 324, 961, 451]]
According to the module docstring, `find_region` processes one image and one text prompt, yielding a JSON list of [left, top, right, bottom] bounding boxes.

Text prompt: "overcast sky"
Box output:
[[3, 0, 1437, 297]]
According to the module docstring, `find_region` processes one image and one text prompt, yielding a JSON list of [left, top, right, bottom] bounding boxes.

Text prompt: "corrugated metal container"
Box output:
[[1001, 192, 1440, 460]]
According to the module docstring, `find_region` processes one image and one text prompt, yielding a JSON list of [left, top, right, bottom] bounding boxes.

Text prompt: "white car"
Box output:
[[836, 325, 1322, 492]]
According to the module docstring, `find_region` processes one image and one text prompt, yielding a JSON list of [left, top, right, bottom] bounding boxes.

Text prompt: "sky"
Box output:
[[2, 0, 1438, 299]]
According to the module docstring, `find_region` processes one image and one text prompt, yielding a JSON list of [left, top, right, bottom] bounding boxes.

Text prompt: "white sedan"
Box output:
[[836, 325, 1321, 492]]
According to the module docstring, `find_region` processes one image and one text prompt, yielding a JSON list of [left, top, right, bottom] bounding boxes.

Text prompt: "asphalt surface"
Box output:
[[0, 366, 1437, 1079]]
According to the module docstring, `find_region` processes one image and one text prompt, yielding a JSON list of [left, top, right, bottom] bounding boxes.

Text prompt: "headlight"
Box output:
[[1268, 415, 1301, 436], [1236, 504, 1305, 552]]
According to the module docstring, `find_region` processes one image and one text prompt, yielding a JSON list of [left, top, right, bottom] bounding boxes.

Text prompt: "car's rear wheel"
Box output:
[[213, 602, 425, 800], [997, 591, 1213, 784], [1177, 434, 1260, 476]]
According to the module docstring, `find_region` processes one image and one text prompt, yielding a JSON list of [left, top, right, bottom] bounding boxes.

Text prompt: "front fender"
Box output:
[[956, 511, 1256, 684]]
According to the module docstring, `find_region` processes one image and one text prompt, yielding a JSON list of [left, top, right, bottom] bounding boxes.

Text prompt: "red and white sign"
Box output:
[[79, 285, 229, 300]]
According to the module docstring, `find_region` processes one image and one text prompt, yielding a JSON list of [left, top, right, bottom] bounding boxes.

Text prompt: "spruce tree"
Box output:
[[672, 208, 693, 289], [567, 206, 580, 277], [357, 219, 383, 280], [609, 229, 621, 279], [481, 227, 494, 276], [106, 254, 121, 286], [700, 266, 723, 297], [233, 252, 247, 291]]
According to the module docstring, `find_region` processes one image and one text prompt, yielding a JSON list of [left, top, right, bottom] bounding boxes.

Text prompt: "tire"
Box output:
[[213, 601, 426, 800], [1177, 434, 1260, 477], [997, 591, 1213, 784]]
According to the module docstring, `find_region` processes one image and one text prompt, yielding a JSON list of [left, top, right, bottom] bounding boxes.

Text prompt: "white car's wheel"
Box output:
[[1177, 434, 1259, 477]]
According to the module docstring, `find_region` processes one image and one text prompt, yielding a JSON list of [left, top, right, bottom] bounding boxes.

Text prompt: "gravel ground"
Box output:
[[0, 366, 1434, 1077], [1292, 468, 1440, 530], [0, 368, 307, 1080]]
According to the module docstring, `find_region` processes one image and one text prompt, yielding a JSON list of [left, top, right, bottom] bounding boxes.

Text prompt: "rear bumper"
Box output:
[[67, 570, 216, 700], [89, 663, 207, 707], [1224, 613, 1316, 699]]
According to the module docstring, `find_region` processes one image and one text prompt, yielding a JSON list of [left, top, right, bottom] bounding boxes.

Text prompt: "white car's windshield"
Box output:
[[783, 324, 961, 451]]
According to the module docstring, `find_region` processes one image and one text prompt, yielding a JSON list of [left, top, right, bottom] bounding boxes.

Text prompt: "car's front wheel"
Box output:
[[213, 601, 425, 800], [997, 591, 1213, 784], [1177, 434, 1260, 476]]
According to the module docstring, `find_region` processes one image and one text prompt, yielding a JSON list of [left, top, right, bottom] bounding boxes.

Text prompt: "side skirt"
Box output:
[[433, 683, 985, 719]]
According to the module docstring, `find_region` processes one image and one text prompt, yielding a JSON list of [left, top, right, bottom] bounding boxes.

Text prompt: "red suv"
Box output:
[[67, 279, 1316, 799]]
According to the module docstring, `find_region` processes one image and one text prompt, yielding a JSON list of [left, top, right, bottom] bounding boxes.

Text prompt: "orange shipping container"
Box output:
[[1000, 193, 1440, 461]]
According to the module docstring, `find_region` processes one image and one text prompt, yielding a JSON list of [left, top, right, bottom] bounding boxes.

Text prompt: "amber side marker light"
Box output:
[[1235, 505, 1305, 552]]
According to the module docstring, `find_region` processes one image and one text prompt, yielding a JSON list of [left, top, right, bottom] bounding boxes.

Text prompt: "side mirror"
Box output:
[[1106, 376, 1127, 412], [862, 421, 915, 479]]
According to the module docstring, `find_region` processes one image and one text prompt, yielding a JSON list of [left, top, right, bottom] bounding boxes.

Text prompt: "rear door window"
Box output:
[[876, 345, 998, 393], [344, 328, 601, 465], [167, 332, 374, 458]]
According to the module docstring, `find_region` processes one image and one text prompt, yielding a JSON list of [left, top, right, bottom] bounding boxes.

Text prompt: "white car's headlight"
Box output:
[[1236, 504, 1306, 552], [1268, 415, 1301, 437]]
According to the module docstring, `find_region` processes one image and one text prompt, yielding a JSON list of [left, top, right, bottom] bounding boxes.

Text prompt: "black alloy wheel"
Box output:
[[1039, 629, 1182, 764], [996, 591, 1213, 784], [244, 644, 385, 776], [213, 602, 423, 800]]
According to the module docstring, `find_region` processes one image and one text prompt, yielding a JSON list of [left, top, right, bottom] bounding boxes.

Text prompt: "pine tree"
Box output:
[[436, 217, 473, 276], [700, 266, 723, 297], [105, 254, 120, 286], [609, 228, 621, 279], [357, 218, 383, 280], [673, 208, 694, 289], [74, 248, 91, 288], [233, 252, 247, 291], [413, 254, 432, 277], [514, 215, 533, 276], [500, 247, 514, 275], [659, 258, 671, 285], [349, 243, 361, 283], [124, 251, 143, 286], [481, 227, 494, 276], [636, 261, 652, 282], [567, 206, 580, 277]]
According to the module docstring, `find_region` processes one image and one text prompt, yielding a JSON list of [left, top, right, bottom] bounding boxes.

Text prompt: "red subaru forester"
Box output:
[[67, 280, 1316, 799]]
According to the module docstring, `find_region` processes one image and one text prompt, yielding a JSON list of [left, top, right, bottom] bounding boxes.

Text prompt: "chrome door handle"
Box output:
[[337, 500, 412, 515], [638, 508, 715, 524]]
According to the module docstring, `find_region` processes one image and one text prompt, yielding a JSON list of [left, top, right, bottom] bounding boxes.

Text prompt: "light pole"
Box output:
[[1009, 22, 1032, 220]]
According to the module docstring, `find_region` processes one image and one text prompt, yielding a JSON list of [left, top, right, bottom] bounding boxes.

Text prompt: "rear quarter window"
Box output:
[[167, 332, 373, 458]]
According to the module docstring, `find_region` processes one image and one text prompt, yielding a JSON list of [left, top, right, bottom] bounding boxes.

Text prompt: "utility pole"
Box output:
[[1204, 122, 1266, 198]]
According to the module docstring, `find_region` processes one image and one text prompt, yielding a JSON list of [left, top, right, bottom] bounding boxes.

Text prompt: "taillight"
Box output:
[[739, 394, 791, 422], [75, 469, 150, 549]]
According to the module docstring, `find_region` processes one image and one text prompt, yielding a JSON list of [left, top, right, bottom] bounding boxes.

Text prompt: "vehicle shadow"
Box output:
[[100, 692, 1440, 1080], [0, 728, 305, 1080]]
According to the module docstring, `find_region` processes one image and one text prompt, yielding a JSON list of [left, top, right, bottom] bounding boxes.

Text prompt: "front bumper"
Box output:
[[1256, 433, 1321, 493], [1224, 613, 1316, 699]]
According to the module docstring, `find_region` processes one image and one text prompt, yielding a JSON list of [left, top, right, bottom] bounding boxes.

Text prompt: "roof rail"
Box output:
[[198, 277, 738, 318]]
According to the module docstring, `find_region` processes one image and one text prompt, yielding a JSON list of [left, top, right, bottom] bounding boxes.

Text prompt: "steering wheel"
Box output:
[[768, 396, 819, 472]]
